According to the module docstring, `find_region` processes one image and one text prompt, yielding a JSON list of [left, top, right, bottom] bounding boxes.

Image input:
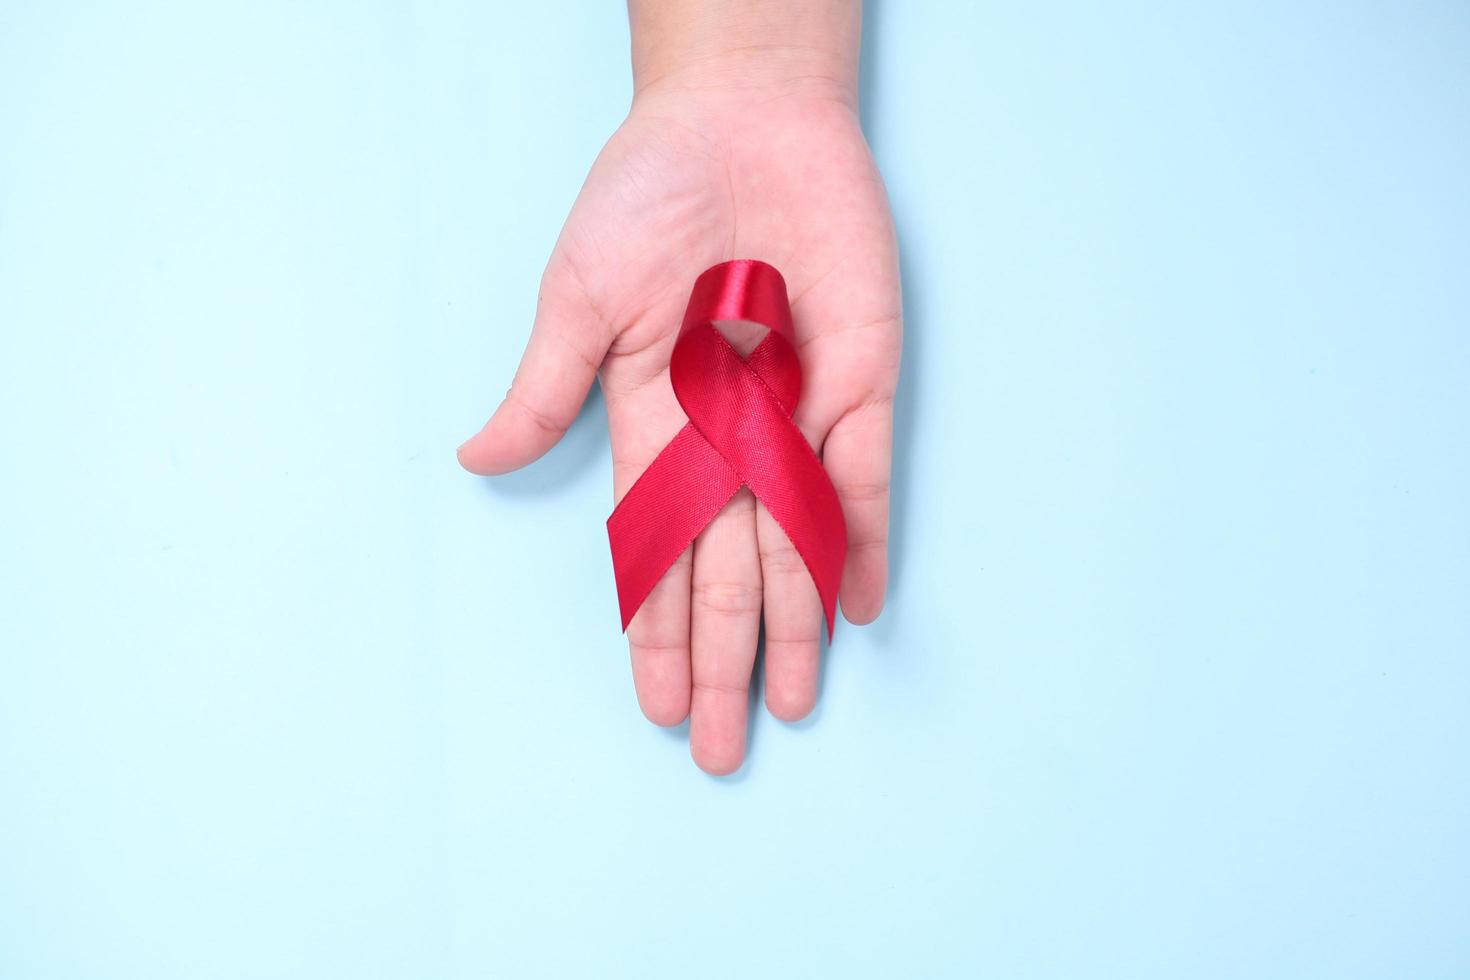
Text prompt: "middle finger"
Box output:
[[689, 489, 763, 775]]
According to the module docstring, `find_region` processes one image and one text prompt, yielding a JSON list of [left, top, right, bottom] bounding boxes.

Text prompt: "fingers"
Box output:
[[457, 258, 612, 476], [604, 352, 698, 731], [626, 549, 692, 727], [689, 490, 762, 775], [821, 397, 894, 625], [756, 506, 823, 722]]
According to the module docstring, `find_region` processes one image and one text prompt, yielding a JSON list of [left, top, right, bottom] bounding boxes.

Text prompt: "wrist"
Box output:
[[629, 0, 860, 107]]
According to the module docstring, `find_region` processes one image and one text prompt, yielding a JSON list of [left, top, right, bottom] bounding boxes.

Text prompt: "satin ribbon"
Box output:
[[606, 260, 848, 636]]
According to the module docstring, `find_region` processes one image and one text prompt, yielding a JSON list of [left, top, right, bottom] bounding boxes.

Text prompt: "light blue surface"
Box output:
[[2, 2, 1468, 977]]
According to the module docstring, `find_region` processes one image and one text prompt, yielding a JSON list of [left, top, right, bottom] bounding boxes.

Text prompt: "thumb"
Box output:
[[457, 265, 612, 475]]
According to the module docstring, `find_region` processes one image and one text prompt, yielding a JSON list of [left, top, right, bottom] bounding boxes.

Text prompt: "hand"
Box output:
[[459, 34, 900, 774]]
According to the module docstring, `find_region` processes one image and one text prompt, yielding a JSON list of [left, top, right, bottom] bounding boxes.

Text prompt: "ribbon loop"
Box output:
[[607, 260, 848, 636]]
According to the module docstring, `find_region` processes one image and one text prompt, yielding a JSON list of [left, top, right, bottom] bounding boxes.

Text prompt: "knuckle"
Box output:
[[764, 633, 821, 654], [628, 639, 688, 657], [506, 388, 569, 435], [693, 677, 749, 698], [691, 579, 762, 616], [758, 540, 807, 574], [835, 480, 890, 504]]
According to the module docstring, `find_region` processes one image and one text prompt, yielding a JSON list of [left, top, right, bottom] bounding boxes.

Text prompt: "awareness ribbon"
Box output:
[[606, 260, 848, 636]]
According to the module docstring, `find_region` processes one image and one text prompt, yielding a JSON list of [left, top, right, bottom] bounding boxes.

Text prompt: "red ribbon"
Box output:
[[607, 260, 848, 636]]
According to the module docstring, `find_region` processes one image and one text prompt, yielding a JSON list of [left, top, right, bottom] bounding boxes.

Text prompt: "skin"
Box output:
[[458, 1, 900, 775]]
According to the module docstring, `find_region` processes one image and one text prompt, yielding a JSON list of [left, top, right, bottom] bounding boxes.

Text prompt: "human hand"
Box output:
[[459, 2, 900, 774]]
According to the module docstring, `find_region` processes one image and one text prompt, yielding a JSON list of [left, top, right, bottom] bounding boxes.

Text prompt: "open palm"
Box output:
[[460, 81, 900, 774]]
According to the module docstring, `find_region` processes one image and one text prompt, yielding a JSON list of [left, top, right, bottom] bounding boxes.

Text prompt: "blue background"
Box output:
[[2, 1, 1467, 977]]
